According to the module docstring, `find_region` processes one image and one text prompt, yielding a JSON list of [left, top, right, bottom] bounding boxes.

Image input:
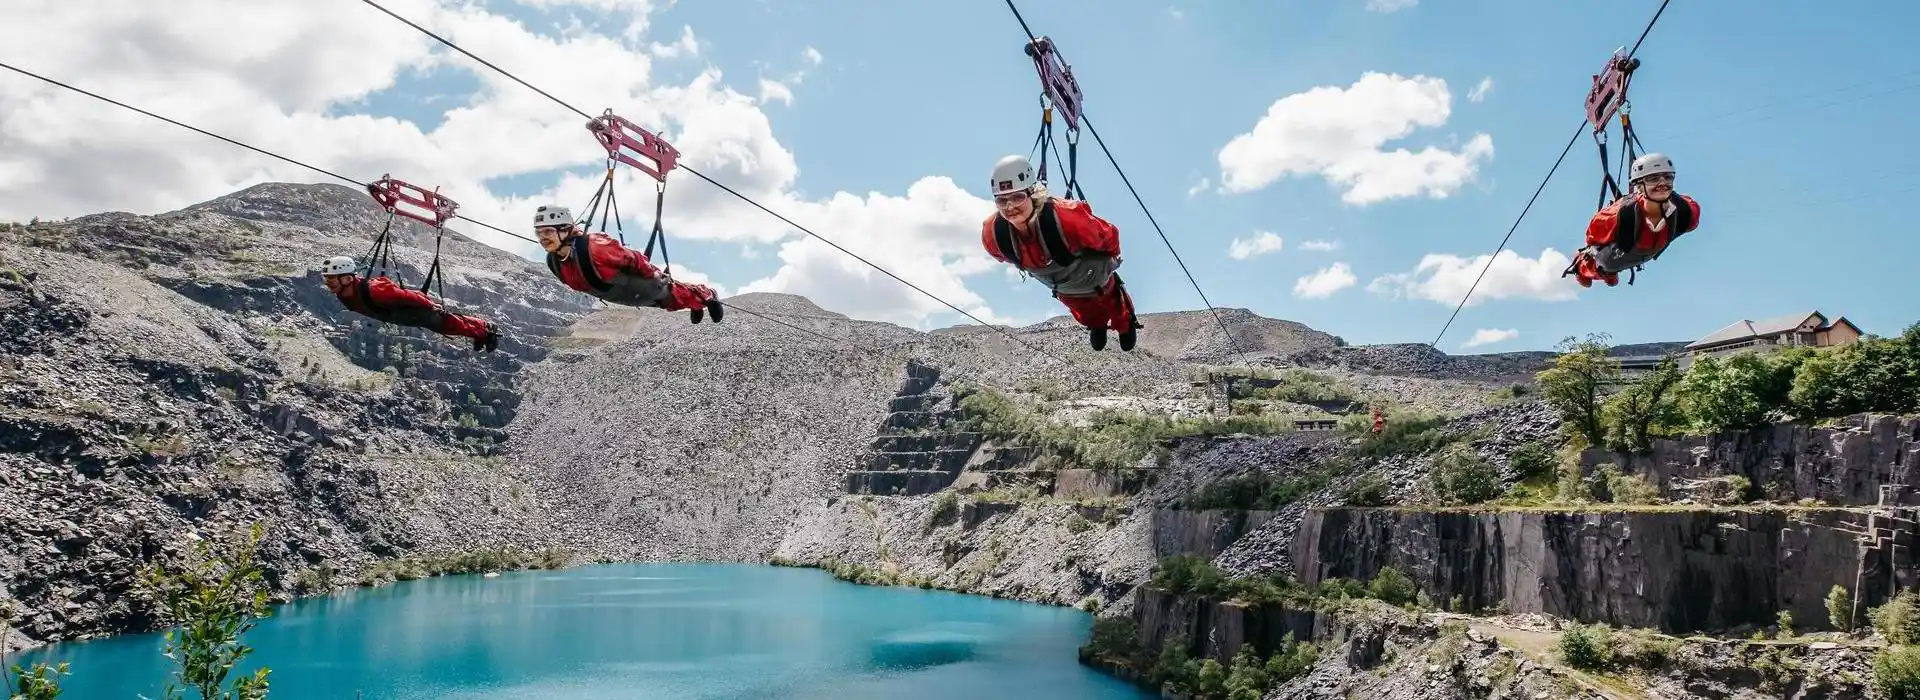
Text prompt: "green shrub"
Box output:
[[1830, 585, 1855, 632], [1877, 645, 1920, 700], [1365, 567, 1418, 607], [1558, 622, 1613, 670], [1428, 447, 1500, 505], [1507, 441, 1556, 481]]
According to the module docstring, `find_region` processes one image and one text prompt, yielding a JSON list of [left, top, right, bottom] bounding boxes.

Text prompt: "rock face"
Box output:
[[1586, 413, 1920, 507], [11, 182, 597, 430], [0, 242, 575, 652], [1291, 507, 1884, 634]]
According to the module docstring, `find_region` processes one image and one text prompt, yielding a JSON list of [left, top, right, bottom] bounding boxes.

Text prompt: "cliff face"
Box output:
[[1292, 508, 1872, 634], [0, 243, 575, 652], [11, 182, 597, 430], [1584, 413, 1920, 507]]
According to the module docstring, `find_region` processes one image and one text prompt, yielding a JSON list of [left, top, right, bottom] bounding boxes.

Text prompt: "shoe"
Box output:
[[1119, 322, 1139, 352], [1088, 326, 1108, 351], [690, 307, 705, 324], [705, 298, 725, 323], [474, 323, 500, 352]]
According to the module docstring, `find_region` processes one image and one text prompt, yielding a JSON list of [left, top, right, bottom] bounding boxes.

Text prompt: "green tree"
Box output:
[[1602, 356, 1685, 452], [1223, 646, 1269, 700], [1536, 335, 1618, 448], [1679, 351, 1798, 432], [140, 523, 274, 700], [2, 599, 68, 700], [1791, 325, 1920, 418]]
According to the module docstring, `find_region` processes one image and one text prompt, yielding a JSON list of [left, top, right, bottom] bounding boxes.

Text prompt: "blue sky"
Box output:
[[10, 0, 1916, 353], [627, 0, 1916, 349], [702, 0, 1916, 351]]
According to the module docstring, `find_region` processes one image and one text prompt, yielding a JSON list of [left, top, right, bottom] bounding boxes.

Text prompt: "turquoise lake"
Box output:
[[13, 563, 1152, 699]]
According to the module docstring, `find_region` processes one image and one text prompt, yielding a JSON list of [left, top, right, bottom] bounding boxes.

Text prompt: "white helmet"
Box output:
[[533, 204, 575, 228], [990, 154, 1036, 196], [318, 255, 356, 276], [1630, 153, 1676, 182]]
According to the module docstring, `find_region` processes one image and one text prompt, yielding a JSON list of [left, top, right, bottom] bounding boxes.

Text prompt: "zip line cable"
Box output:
[[353, 0, 1076, 369], [1000, 0, 1252, 368], [0, 60, 905, 355], [0, 63, 1130, 392], [1428, 0, 1674, 349]]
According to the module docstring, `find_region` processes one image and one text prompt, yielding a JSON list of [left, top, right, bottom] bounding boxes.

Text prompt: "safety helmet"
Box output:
[[533, 204, 575, 228], [1630, 153, 1676, 182], [990, 154, 1036, 196], [318, 255, 357, 276]]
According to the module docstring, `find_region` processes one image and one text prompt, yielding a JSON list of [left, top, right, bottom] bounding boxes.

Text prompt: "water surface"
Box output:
[[17, 563, 1150, 699]]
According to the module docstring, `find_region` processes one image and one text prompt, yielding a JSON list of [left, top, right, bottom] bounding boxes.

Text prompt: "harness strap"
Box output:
[[545, 234, 614, 293], [991, 201, 1077, 268], [643, 181, 670, 274]]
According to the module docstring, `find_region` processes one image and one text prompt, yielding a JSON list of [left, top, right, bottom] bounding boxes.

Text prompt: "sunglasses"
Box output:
[[1639, 173, 1674, 184], [993, 192, 1027, 205]]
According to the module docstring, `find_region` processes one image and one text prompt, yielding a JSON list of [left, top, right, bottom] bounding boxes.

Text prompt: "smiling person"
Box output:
[[978, 154, 1142, 352], [1570, 153, 1702, 288], [531, 204, 725, 324]]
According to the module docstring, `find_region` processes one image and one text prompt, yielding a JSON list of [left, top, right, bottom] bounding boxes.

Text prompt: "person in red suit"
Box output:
[[318, 256, 500, 352], [979, 154, 1141, 351], [1569, 153, 1702, 288], [532, 205, 724, 323]]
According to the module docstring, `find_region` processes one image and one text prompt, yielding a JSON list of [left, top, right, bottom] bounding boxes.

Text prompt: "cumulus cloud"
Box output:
[[648, 25, 701, 58], [1216, 72, 1493, 205], [1293, 262, 1357, 299], [1366, 248, 1579, 307], [1462, 328, 1518, 349], [0, 0, 1010, 328], [1468, 76, 1493, 103], [758, 78, 794, 106], [1300, 239, 1339, 252], [1227, 231, 1284, 260]]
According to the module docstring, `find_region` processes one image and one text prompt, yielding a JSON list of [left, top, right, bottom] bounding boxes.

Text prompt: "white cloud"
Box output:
[[757, 78, 794, 106], [1468, 76, 1493, 103], [1461, 328, 1518, 349], [1216, 72, 1493, 205], [1366, 248, 1579, 307], [1187, 177, 1211, 198], [1168, 7, 1185, 19], [1293, 262, 1357, 299], [802, 47, 823, 66], [1227, 231, 1285, 260], [0, 0, 1008, 330], [647, 25, 700, 58], [1300, 239, 1339, 252], [1366, 0, 1417, 12]]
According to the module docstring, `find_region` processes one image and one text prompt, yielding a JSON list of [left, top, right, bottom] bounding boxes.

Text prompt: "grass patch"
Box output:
[[957, 385, 1297, 471]]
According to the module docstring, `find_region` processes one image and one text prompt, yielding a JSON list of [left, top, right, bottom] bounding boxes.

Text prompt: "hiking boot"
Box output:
[[690, 307, 705, 324], [1088, 325, 1108, 351], [1119, 322, 1139, 352], [705, 298, 725, 323]]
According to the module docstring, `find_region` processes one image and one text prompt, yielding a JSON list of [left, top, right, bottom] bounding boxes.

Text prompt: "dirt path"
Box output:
[[1458, 618, 1653, 700]]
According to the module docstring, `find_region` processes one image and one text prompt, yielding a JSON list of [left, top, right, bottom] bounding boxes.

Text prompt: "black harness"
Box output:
[[544, 235, 613, 294], [990, 201, 1076, 268]]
